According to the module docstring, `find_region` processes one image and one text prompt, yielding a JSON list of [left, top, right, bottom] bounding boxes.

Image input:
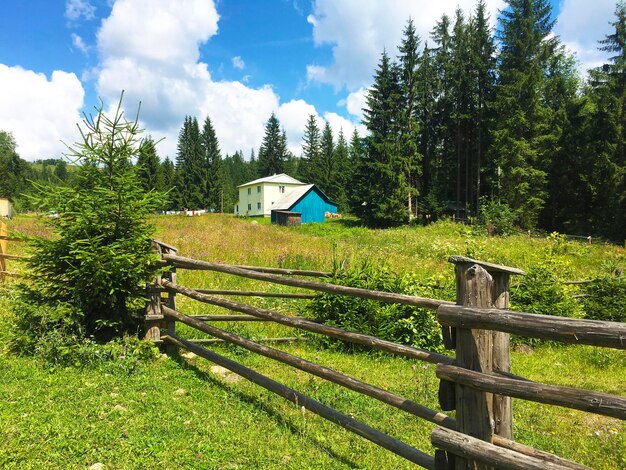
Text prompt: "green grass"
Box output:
[[0, 214, 625, 468]]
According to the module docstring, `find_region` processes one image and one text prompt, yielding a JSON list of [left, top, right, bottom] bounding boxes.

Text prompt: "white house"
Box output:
[[0, 197, 13, 219], [234, 174, 307, 217]]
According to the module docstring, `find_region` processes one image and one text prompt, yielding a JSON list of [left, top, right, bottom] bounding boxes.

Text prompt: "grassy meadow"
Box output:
[[0, 213, 625, 469]]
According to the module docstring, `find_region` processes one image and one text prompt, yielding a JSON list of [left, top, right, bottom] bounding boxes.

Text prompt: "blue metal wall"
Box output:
[[290, 187, 337, 223]]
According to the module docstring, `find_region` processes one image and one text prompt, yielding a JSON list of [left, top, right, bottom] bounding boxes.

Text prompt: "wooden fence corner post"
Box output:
[[164, 245, 178, 355], [440, 256, 522, 469], [452, 259, 494, 470], [0, 220, 7, 282], [144, 242, 163, 342]]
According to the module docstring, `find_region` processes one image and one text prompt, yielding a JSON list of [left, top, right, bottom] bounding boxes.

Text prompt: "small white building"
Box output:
[[234, 174, 307, 217], [0, 197, 13, 219]]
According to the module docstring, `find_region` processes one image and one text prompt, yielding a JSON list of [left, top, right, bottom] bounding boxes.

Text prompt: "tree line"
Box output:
[[2, 0, 626, 241], [354, 0, 626, 240]]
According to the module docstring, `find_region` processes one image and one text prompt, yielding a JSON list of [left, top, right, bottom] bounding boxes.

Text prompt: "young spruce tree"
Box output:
[[24, 97, 166, 341]]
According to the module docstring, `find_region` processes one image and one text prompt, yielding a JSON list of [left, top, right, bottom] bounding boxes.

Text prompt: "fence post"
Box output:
[[163, 245, 178, 354], [437, 257, 523, 469], [453, 260, 494, 470], [144, 242, 163, 341], [0, 220, 6, 282]]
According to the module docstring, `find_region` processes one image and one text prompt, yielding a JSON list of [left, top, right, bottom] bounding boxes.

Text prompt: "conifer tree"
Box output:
[[136, 136, 160, 191], [470, 0, 496, 215], [358, 50, 409, 227], [491, 0, 557, 228], [258, 113, 288, 176], [300, 114, 320, 182], [333, 129, 350, 212], [398, 18, 422, 217], [175, 116, 203, 209], [200, 116, 222, 211]]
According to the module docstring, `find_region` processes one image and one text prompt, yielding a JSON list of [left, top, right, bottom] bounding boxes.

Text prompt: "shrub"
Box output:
[[478, 198, 515, 236], [582, 276, 626, 322], [20, 96, 166, 342], [301, 263, 452, 352], [511, 259, 582, 318]]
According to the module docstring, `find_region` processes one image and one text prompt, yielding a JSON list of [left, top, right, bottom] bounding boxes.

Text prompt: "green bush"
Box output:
[[478, 198, 515, 236], [302, 263, 452, 352], [20, 96, 166, 342], [582, 276, 626, 322], [511, 263, 582, 318]]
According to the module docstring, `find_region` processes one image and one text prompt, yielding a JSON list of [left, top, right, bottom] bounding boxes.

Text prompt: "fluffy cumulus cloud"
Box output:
[[0, 65, 84, 159], [95, 0, 323, 158], [65, 0, 96, 22], [307, 0, 505, 91], [554, 0, 615, 73], [232, 56, 245, 70]]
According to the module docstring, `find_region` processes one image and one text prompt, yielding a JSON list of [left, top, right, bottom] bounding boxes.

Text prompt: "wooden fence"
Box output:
[[147, 240, 625, 469], [0, 220, 26, 282]]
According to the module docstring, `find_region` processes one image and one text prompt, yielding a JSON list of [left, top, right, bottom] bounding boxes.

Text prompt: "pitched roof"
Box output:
[[238, 173, 305, 187], [272, 184, 315, 211]]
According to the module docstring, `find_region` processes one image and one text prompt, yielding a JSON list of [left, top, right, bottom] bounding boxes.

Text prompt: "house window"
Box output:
[[257, 185, 261, 193], [247, 203, 251, 211], [257, 202, 261, 210], [279, 185, 285, 193], [236, 205, 238, 213], [247, 188, 251, 195]]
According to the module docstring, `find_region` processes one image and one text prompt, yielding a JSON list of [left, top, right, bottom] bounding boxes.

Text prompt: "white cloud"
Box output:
[[93, 0, 363, 159], [71, 33, 90, 55], [307, 0, 505, 91], [276, 99, 320, 155], [0, 65, 84, 160], [232, 56, 245, 70], [554, 0, 615, 74], [95, 0, 284, 158], [344, 87, 368, 121], [65, 0, 96, 22]]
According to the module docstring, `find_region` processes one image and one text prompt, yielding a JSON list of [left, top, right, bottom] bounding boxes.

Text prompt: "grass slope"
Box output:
[[0, 214, 624, 469]]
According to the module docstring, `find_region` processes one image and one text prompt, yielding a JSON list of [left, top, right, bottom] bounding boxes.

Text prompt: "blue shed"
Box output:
[[270, 184, 338, 224]]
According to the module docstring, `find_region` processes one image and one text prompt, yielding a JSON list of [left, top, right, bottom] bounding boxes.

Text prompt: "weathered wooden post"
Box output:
[[0, 220, 7, 282], [144, 242, 163, 341], [163, 245, 178, 354], [437, 256, 523, 469]]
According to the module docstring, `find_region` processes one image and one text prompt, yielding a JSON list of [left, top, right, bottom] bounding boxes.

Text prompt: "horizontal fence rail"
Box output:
[[163, 254, 451, 310], [431, 427, 570, 470], [438, 304, 626, 349], [163, 305, 457, 429], [163, 333, 436, 469], [161, 279, 455, 365], [437, 364, 626, 420], [192, 289, 316, 299]]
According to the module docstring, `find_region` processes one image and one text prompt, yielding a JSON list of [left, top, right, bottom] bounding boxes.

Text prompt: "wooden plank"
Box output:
[[448, 256, 525, 276], [175, 337, 302, 344], [190, 314, 272, 322], [491, 271, 513, 440], [192, 289, 316, 299], [161, 279, 455, 365], [437, 364, 626, 420], [163, 305, 456, 429], [437, 305, 626, 349], [490, 436, 591, 470], [151, 238, 179, 252], [0, 254, 29, 260], [164, 333, 436, 469], [164, 254, 451, 310], [431, 427, 569, 470], [234, 265, 332, 277]]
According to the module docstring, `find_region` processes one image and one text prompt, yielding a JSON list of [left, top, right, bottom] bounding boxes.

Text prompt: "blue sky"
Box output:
[[0, 0, 618, 161]]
